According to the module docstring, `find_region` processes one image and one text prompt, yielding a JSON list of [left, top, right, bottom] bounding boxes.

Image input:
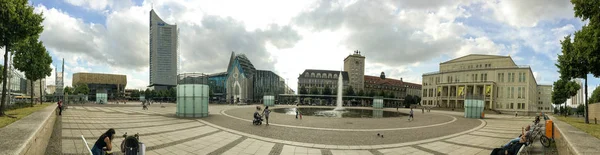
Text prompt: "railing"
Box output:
[[81, 135, 93, 155]]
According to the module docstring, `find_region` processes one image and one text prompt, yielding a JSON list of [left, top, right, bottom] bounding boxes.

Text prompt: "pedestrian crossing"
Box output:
[[61, 106, 536, 155]]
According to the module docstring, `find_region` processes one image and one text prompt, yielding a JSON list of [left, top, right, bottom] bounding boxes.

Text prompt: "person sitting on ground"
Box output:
[[91, 128, 116, 155], [502, 125, 531, 148]]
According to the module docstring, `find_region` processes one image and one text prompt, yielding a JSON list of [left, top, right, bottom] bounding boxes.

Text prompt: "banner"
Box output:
[[458, 86, 464, 96], [437, 86, 442, 96], [486, 86, 491, 96]]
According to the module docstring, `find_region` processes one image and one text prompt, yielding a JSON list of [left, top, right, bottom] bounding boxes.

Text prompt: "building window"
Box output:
[[511, 103, 514, 109], [517, 87, 521, 98], [511, 87, 515, 98]]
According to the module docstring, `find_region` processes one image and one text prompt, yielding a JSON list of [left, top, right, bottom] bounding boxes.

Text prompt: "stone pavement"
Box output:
[[57, 104, 554, 155]]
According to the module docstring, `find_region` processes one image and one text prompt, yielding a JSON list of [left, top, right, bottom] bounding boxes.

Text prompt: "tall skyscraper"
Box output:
[[55, 58, 64, 97], [149, 9, 178, 90]]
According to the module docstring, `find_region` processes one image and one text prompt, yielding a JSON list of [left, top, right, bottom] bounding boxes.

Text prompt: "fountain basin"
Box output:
[[273, 107, 408, 118]]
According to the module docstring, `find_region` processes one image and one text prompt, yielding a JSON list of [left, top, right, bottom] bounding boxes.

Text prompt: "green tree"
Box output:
[[357, 89, 365, 96], [589, 86, 600, 104], [344, 86, 355, 96], [368, 90, 376, 97], [64, 86, 73, 95], [0, 65, 3, 81], [0, 0, 45, 115], [131, 90, 140, 98], [556, 0, 600, 123], [378, 90, 385, 97], [73, 84, 90, 95], [322, 85, 332, 95], [404, 95, 414, 105], [414, 96, 421, 105], [576, 104, 585, 116], [310, 86, 319, 95], [551, 79, 580, 115], [299, 86, 307, 94], [13, 36, 52, 106], [170, 87, 177, 101]]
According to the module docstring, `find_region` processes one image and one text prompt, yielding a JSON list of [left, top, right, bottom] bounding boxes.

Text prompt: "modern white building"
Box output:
[[569, 79, 585, 108], [149, 9, 178, 91], [421, 54, 553, 115]]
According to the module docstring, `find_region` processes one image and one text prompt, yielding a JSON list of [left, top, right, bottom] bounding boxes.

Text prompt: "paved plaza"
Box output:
[[56, 103, 552, 155]]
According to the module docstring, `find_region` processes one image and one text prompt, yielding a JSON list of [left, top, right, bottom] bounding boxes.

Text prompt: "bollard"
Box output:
[[595, 118, 597, 124]]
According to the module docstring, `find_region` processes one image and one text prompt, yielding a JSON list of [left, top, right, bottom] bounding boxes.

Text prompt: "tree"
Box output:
[[299, 86, 307, 95], [368, 90, 376, 97], [309, 86, 319, 95], [131, 90, 140, 98], [589, 86, 600, 104], [404, 95, 414, 105], [13, 36, 52, 107], [576, 104, 585, 116], [64, 86, 73, 95], [344, 86, 355, 96], [322, 85, 332, 95], [357, 89, 365, 96], [170, 87, 177, 101], [551, 79, 580, 115], [73, 84, 90, 95], [555, 0, 600, 123], [144, 89, 151, 100], [378, 90, 386, 97], [0, 0, 45, 115], [0, 65, 3, 81], [414, 96, 421, 105]]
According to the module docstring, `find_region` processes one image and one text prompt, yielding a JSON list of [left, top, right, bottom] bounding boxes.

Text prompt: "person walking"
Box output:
[[57, 100, 63, 116], [263, 106, 271, 125], [408, 108, 414, 121]]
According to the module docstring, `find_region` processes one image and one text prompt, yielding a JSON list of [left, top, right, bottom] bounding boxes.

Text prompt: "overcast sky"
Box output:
[[8, 0, 598, 97]]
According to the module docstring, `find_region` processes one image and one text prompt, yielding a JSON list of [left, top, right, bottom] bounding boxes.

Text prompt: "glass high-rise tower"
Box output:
[[149, 9, 178, 90]]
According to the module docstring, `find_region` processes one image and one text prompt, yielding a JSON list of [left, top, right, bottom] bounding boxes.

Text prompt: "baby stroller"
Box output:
[[121, 132, 145, 155], [253, 111, 263, 125]]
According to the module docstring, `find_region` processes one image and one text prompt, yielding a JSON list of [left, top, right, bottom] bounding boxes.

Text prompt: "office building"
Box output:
[[208, 72, 228, 102], [149, 9, 178, 91], [297, 69, 349, 95], [537, 85, 553, 113], [364, 72, 422, 99], [569, 79, 585, 108], [421, 54, 552, 115]]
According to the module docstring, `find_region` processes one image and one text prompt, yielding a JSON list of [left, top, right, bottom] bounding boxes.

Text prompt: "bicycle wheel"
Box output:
[[540, 136, 551, 147]]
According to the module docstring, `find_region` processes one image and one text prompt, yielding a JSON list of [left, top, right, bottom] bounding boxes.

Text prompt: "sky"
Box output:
[[5, 0, 599, 98]]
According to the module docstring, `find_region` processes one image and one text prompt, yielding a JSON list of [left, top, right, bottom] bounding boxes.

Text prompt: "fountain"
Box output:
[[333, 71, 345, 111]]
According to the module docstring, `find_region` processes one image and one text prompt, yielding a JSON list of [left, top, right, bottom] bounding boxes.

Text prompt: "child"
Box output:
[[408, 108, 414, 121]]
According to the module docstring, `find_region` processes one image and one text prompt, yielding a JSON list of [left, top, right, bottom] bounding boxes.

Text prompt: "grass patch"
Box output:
[[555, 116, 600, 139], [0, 103, 53, 128]]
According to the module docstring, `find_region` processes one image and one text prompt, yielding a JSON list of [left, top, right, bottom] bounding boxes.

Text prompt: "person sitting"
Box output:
[[534, 116, 541, 125], [91, 128, 116, 155], [502, 125, 531, 148], [254, 106, 262, 121]]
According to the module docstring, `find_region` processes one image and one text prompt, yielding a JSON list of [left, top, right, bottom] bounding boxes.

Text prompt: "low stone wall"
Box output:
[[550, 116, 600, 155], [588, 103, 600, 124], [0, 105, 57, 155]]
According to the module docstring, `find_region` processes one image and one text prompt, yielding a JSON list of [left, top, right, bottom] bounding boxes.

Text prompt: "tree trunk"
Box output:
[[0, 45, 10, 116], [30, 80, 34, 107], [585, 77, 589, 124]]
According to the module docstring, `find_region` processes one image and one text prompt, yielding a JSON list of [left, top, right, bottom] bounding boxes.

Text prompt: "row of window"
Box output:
[[423, 71, 528, 85], [303, 73, 339, 79]]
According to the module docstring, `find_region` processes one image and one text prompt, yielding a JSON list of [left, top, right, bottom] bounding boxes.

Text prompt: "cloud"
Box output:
[[483, 0, 574, 28], [64, 0, 134, 11]]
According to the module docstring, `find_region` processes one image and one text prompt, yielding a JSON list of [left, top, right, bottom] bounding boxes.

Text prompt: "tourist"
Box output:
[[263, 106, 271, 125], [91, 128, 116, 155], [515, 111, 518, 117], [492, 132, 527, 155], [502, 125, 531, 148], [408, 108, 414, 121], [296, 109, 299, 119], [57, 100, 63, 116]]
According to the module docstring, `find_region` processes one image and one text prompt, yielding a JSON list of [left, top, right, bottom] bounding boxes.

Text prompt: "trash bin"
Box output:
[[545, 120, 553, 138]]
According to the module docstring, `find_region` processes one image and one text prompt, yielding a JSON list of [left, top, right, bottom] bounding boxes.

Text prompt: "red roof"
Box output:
[[364, 75, 422, 88]]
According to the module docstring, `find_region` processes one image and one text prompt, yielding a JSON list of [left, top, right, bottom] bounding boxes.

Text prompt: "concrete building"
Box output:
[[569, 79, 585, 108], [73, 73, 127, 101], [26, 79, 45, 99], [297, 69, 350, 94], [208, 72, 228, 102], [226, 52, 256, 104], [46, 85, 56, 95], [364, 72, 422, 99], [344, 50, 365, 91], [537, 85, 553, 113], [149, 9, 178, 91], [421, 54, 551, 115]]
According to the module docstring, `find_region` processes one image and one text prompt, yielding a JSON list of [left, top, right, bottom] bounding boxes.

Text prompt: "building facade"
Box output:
[[297, 69, 349, 95], [421, 54, 550, 115], [208, 72, 228, 102], [343, 50, 365, 91], [46, 85, 56, 95], [226, 52, 256, 103], [149, 9, 178, 90], [253, 70, 286, 100], [537, 85, 553, 113], [569, 79, 584, 108], [26, 79, 45, 99], [364, 72, 422, 99], [73, 73, 127, 101]]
